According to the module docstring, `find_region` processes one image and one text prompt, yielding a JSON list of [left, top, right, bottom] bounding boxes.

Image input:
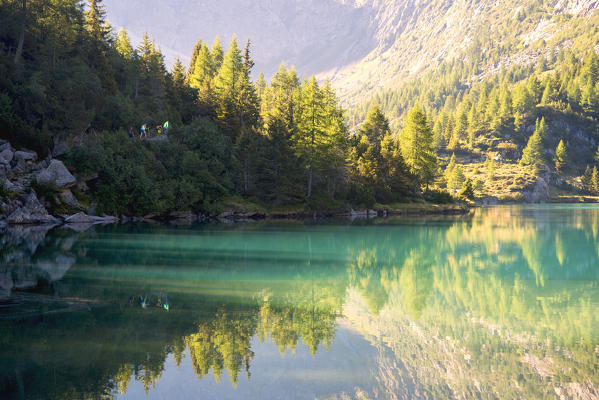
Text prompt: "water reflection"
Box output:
[[1, 206, 599, 399]]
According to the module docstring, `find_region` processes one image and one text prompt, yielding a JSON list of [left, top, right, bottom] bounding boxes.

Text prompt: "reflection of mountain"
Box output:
[[1, 207, 599, 399]]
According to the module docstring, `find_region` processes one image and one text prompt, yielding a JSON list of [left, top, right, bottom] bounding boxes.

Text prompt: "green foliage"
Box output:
[[447, 164, 466, 192], [349, 104, 413, 204], [400, 104, 437, 189], [458, 179, 475, 201], [554, 139, 567, 173], [520, 119, 545, 168]]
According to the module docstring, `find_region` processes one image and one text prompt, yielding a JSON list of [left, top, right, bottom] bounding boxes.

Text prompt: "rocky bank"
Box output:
[[0, 140, 115, 227]]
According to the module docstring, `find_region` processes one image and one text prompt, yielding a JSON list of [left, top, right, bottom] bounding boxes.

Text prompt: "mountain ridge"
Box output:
[[104, 0, 599, 107]]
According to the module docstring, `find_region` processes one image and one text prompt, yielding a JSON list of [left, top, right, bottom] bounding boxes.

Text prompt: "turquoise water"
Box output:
[[1, 205, 599, 399]]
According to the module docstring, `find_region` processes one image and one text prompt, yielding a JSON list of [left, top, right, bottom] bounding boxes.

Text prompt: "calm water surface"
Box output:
[[1, 205, 599, 399]]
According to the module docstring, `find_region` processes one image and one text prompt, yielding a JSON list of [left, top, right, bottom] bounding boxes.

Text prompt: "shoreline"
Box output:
[[0, 202, 472, 228]]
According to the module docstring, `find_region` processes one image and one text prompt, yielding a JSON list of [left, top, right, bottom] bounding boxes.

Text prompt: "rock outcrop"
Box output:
[[522, 177, 550, 203], [6, 191, 60, 225], [36, 159, 76, 189]]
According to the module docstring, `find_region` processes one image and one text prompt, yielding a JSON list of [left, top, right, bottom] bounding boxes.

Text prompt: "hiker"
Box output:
[[163, 121, 169, 135], [140, 124, 146, 139], [156, 125, 162, 136], [128, 127, 134, 138]]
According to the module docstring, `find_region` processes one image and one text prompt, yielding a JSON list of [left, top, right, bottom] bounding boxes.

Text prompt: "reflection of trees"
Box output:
[[342, 207, 599, 398], [186, 308, 255, 385], [185, 298, 339, 387]]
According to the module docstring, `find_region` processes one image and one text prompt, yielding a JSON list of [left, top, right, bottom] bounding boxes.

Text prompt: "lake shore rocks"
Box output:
[[36, 159, 76, 189]]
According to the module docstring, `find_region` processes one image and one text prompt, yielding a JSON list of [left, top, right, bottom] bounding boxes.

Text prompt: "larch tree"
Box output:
[[186, 39, 203, 81], [294, 76, 328, 199], [554, 139, 567, 173], [213, 36, 244, 137], [211, 36, 224, 75], [401, 104, 438, 190], [520, 119, 545, 168], [115, 28, 133, 59]]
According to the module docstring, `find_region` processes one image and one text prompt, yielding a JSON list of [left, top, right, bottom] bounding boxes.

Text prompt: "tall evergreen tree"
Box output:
[[85, 0, 109, 43], [115, 28, 132, 59], [554, 139, 567, 173], [187, 39, 203, 80], [295, 76, 325, 199], [520, 119, 545, 168], [213, 37, 244, 137], [211, 36, 224, 75], [400, 104, 437, 190], [359, 104, 390, 149]]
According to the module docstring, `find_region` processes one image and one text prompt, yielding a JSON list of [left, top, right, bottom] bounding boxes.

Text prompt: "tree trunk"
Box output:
[[307, 165, 313, 199], [14, 0, 27, 65]]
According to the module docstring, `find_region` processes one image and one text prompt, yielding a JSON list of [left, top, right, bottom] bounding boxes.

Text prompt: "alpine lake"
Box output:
[[1, 205, 599, 400]]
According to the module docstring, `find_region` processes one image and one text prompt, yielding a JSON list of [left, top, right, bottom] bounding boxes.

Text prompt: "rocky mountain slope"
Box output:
[[104, 0, 599, 105], [103, 0, 374, 79]]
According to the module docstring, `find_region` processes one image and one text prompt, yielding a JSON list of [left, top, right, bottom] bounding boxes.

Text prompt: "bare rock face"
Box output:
[[6, 191, 60, 225], [36, 159, 76, 189], [523, 177, 550, 203]]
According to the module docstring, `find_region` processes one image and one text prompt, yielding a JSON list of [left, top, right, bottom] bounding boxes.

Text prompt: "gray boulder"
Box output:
[[0, 140, 11, 152], [64, 212, 96, 224], [36, 159, 76, 189], [57, 189, 81, 208], [0, 148, 13, 165], [12, 150, 38, 173]]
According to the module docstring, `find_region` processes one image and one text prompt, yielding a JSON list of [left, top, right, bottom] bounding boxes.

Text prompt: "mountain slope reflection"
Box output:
[[1, 206, 599, 399]]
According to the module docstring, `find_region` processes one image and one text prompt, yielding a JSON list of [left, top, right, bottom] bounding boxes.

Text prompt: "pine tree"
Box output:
[[447, 164, 465, 192], [458, 178, 475, 201], [359, 104, 390, 149], [85, 0, 109, 44], [592, 166, 599, 194], [211, 36, 224, 75], [189, 44, 213, 89], [582, 165, 593, 191], [541, 79, 555, 105], [520, 119, 545, 168], [256, 72, 267, 102], [213, 36, 244, 137], [294, 76, 325, 199], [85, 0, 116, 92], [187, 39, 203, 81], [444, 153, 457, 181], [594, 145, 599, 163], [513, 84, 534, 130], [581, 78, 599, 116], [467, 103, 477, 149], [115, 28, 133, 59], [400, 104, 437, 190], [554, 139, 567, 173]]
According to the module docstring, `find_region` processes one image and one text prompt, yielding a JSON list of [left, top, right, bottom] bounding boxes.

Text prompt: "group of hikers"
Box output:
[[128, 121, 169, 139], [129, 294, 169, 311]]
